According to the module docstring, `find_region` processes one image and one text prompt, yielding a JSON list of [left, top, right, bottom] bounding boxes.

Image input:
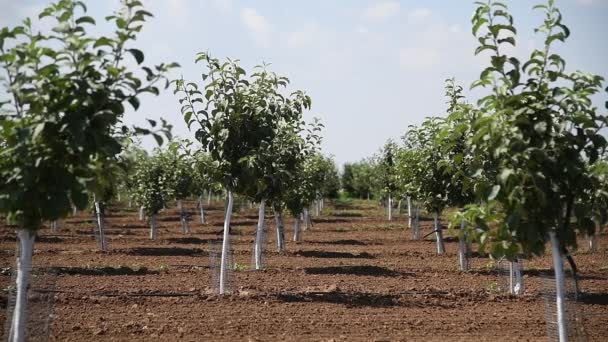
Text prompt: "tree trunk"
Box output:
[[94, 201, 107, 252], [412, 206, 421, 240], [9, 229, 35, 342], [588, 234, 597, 252], [139, 206, 145, 221], [303, 208, 310, 231], [72, 205, 77, 216], [388, 194, 393, 221], [433, 212, 445, 254], [207, 190, 212, 206], [128, 198, 132, 208], [219, 191, 234, 295], [274, 208, 285, 252], [50, 220, 58, 234], [198, 195, 206, 224], [509, 259, 523, 295], [407, 197, 412, 229], [293, 215, 301, 242], [549, 232, 568, 342], [458, 220, 470, 271], [177, 200, 187, 233], [397, 199, 402, 214], [149, 214, 157, 240], [254, 199, 266, 270]]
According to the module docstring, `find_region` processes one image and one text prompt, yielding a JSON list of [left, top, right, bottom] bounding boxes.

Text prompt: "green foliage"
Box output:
[[373, 140, 398, 199], [454, 0, 608, 258], [174, 54, 312, 195], [131, 151, 173, 216], [0, 0, 176, 230]]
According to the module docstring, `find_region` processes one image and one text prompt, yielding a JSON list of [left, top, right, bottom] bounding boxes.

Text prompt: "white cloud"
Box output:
[[240, 7, 272, 47], [362, 1, 400, 22], [407, 7, 432, 22]]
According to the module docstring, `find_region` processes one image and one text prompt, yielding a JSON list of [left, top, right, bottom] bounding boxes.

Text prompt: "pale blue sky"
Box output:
[[1, 0, 607, 166]]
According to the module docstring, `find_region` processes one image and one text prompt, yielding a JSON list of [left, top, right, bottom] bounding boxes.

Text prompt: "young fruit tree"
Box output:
[[374, 141, 398, 221], [232, 64, 313, 270], [0, 1, 175, 340], [453, 1, 608, 339], [192, 151, 217, 224], [436, 78, 478, 271], [132, 151, 175, 239], [163, 140, 194, 234], [174, 53, 300, 294], [402, 119, 452, 254]]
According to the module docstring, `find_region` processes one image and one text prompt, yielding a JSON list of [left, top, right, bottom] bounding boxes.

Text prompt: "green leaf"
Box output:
[[75, 16, 96, 25], [93, 37, 113, 48], [128, 97, 140, 110], [128, 48, 144, 64]]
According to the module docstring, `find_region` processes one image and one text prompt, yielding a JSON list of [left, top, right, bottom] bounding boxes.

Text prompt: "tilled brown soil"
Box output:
[[0, 200, 607, 341]]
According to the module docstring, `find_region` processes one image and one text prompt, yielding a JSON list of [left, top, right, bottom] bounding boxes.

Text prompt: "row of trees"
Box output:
[[346, 1, 607, 339], [174, 53, 340, 292]]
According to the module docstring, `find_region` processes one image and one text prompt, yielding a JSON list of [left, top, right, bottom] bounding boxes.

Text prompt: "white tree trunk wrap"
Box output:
[[509, 259, 523, 295], [219, 191, 234, 295], [94, 201, 107, 252], [458, 220, 469, 271], [588, 234, 597, 252], [412, 206, 421, 240], [407, 197, 412, 229], [177, 200, 189, 234], [198, 195, 206, 224], [139, 206, 145, 221], [434, 212, 445, 254], [274, 208, 285, 252], [128, 198, 132, 208], [50, 220, 58, 234], [72, 205, 77, 216], [293, 215, 301, 242], [388, 194, 392, 221], [549, 232, 568, 342], [10, 230, 35, 342], [207, 190, 212, 206], [149, 214, 157, 240], [303, 208, 310, 231], [254, 199, 266, 270]]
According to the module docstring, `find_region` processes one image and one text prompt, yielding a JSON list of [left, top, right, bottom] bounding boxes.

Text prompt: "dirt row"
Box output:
[[0, 199, 607, 341]]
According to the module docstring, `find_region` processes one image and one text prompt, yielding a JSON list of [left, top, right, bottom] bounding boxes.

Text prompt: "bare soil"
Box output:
[[0, 199, 607, 341]]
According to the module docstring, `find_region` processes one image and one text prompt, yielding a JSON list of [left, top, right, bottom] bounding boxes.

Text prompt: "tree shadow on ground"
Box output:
[[166, 237, 221, 244], [303, 265, 408, 277], [120, 247, 207, 257], [331, 212, 363, 218], [313, 218, 351, 224], [47, 266, 159, 276], [307, 239, 368, 246], [294, 250, 374, 259], [578, 292, 608, 305], [36, 236, 63, 243], [273, 291, 400, 307]]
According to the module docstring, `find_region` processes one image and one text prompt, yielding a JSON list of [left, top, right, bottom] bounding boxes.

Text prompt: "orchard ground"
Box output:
[[0, 199, 607, 341]]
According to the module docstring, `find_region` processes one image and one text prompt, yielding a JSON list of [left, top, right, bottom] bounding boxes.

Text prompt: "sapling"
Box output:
[[453, 1, 608, 337], [0, 0, 175, 340], [175, 54, 306, 292]]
